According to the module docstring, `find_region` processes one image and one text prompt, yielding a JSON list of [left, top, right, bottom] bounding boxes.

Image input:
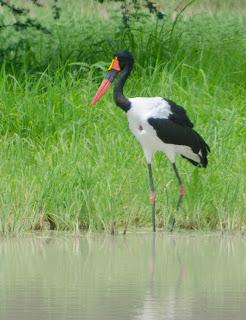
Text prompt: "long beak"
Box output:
[[90, 69, 118, 106]]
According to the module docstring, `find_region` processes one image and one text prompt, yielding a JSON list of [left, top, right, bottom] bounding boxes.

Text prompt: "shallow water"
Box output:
[[0, 233, 246, 320]]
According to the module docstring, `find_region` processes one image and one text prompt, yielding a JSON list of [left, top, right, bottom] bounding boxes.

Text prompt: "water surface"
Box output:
[[0, 233, 245, 320]]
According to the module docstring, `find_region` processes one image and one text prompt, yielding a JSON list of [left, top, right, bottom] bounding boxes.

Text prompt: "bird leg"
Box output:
[[170, 163, 186, 231], [148, 163, 156, 232]]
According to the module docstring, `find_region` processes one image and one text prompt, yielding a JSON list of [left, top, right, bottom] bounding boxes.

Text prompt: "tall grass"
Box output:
[[0, 2, 245, 233]]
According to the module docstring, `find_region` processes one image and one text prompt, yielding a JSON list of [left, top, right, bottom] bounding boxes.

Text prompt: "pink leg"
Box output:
[[179, 184, 186, 197], [149, 191, 156, 205]]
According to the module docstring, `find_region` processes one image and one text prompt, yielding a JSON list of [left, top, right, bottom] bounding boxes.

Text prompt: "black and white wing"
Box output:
[[148, 99, 210, 167], [164, 98, 194, 128]]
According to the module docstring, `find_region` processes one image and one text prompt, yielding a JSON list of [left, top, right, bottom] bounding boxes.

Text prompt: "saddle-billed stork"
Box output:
[[90, 50, 210, 232]]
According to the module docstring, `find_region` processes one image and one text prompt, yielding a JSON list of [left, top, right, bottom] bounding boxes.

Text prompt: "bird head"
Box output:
[[90, 50, 134, 105]]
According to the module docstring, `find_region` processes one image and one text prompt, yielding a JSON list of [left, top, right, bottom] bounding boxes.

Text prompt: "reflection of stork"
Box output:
[[133, 234, 158, 320], [91, 50, 210, 231], [133, 235, 186, 320]]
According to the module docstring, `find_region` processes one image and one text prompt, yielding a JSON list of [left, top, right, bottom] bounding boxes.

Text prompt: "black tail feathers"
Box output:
[[181, 155, 202, 167], [199, 140, 210, 168], [182, 137, 210, 168]]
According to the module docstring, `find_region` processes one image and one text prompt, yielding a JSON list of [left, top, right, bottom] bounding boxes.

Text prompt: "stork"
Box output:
[[90, 50, 210, 232]]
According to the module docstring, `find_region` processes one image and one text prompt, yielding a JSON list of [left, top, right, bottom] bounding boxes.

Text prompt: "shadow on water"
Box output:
[[0, 233, 246, 320]]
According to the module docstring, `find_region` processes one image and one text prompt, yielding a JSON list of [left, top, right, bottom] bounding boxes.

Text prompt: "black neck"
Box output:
[[113, 65, 132, 112]]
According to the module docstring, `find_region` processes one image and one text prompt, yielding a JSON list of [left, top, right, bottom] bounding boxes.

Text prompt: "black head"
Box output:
[[114, 50, 134, 70], [90, 50, 134, 106]]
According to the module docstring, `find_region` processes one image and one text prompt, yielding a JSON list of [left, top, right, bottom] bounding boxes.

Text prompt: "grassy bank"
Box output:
[[0, 1, 245, 233]]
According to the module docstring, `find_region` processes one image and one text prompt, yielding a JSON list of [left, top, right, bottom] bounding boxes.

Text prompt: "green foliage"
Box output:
[[96, 0, 165, 27], [0, 1, 245, 233], [0, 0, 60, 64]]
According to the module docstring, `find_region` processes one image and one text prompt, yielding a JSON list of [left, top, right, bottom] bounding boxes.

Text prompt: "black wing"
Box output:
[[148, 117, 210, 167], [164, 98, 194, 128]]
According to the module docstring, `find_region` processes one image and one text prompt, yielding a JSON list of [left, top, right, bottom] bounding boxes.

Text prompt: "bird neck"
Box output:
[[113, 65, 132, 112]]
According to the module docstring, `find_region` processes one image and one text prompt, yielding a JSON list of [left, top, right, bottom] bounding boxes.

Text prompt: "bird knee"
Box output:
[[149, 191, 156, 205], [179, 184, 185, 196]]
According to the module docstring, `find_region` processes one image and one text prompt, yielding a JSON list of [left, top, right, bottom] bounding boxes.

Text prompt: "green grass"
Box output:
[[0, 2, 245, 233]]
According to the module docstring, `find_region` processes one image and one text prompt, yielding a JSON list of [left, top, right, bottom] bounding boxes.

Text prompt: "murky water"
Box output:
[[0, 233, 246, 320]]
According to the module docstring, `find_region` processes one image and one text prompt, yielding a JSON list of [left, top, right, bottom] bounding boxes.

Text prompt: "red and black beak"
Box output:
[[90, 57, 121, 106]]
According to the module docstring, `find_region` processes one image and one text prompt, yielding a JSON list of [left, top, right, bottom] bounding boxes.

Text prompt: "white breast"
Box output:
[[128, 97, 171, 121], [127, 97, 174, 162]]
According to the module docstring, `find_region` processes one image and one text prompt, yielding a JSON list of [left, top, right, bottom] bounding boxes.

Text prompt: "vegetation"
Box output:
[[0, 0, 245, 233]]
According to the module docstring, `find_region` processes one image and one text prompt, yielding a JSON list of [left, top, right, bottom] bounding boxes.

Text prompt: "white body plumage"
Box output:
[[127, 97, 201, 164]]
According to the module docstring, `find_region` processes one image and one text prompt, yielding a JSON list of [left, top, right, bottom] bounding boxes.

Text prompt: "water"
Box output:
[[0, 233, 246, 320]]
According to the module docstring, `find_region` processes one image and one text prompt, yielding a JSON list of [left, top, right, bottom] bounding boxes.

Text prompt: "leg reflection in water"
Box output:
[[134, 234, 187, 320]]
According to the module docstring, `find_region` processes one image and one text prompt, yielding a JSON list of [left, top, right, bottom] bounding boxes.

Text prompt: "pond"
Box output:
[[0, 233, 245, 320]]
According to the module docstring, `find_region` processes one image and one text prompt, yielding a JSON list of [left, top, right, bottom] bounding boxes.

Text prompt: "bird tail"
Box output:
[[199, 139, 210, 168], [181, 135, 210, 168], [181, 155, 202, 167]]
